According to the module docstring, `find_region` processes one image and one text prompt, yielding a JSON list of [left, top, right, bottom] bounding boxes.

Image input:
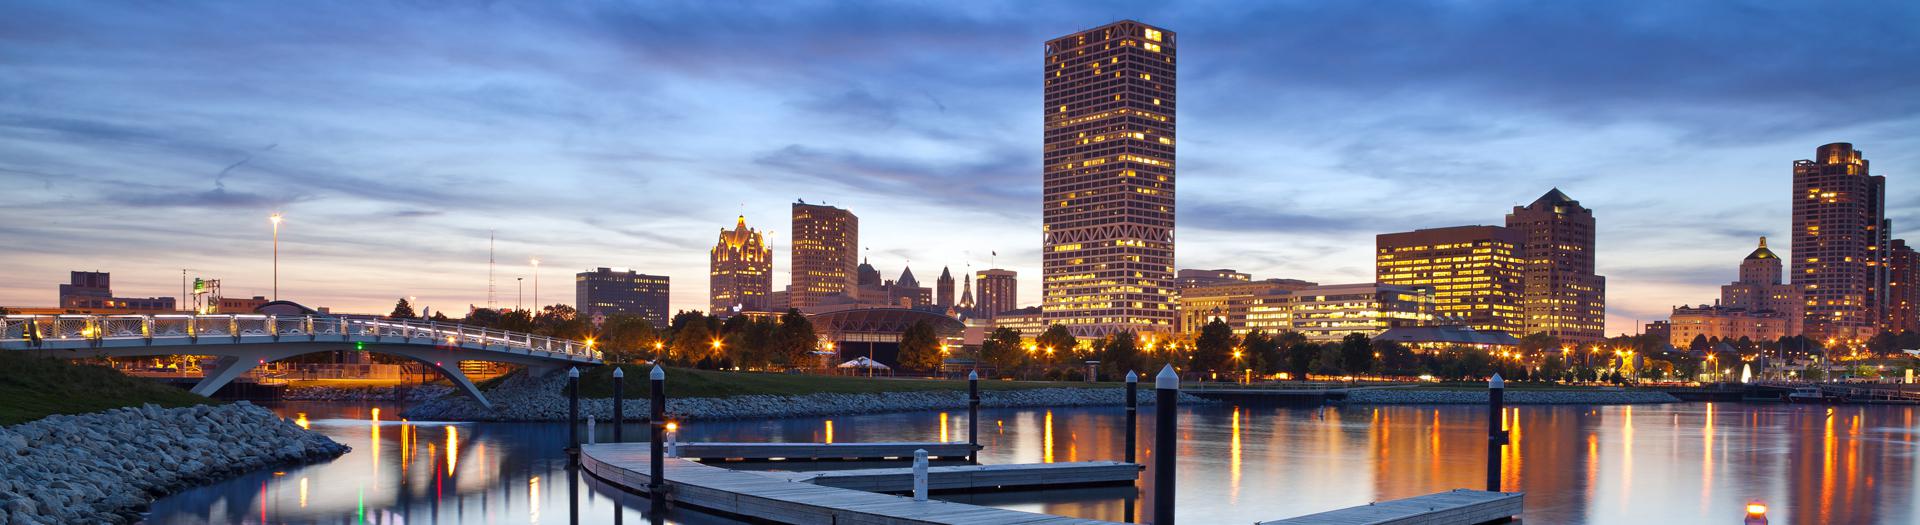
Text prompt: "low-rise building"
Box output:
[[1668, 305, 1790, 348], [1243, 283, 1434, 342], [991, 306, 1047, 337]]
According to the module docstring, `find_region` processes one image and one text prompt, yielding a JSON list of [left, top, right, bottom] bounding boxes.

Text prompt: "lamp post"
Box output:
[[269, 213, 283, 301], [530, 257, 541, 311], [516, 278, 524, 312]]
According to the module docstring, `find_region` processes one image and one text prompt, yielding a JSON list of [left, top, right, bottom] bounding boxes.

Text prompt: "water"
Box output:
[[144, 401, 1920, 524]]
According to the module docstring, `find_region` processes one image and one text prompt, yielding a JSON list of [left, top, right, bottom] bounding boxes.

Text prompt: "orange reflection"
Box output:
[[446, 425, 459, 476], [939, 412, 949, 443], [1043, 410, 1055, 464], [825, 420, 834, 444], [1229, 407, 1242, 502], [294, 412, 310, 430]]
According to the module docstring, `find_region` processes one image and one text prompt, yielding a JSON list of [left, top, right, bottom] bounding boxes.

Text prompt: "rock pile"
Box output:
[[0, 403, 349, 524], [403, 370, 1212, 422], [1341, 388, 1680, 405], [283, 384, 454, 402]]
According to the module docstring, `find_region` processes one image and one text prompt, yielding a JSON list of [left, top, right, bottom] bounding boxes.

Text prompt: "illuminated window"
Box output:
[[1144, 28, 1162, 42]]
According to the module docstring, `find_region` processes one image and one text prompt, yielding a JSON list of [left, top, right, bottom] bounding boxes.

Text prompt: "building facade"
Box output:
[[1041, 20, 1177, 337], [576, 268, 670, 327], [1889, 239, 1918, 335], [1669, 305, 1790, 349], [974, 269, 1018, 319], [1376, 226, 1526, 334], [1243, 283, 1434, 343], [57, 271, 177, 312], [991, 306, 1047, 338], [791, 202, 858, 310], [1177, 278, 1317, 335], [709, 216, 773, 316], [1175, 268, 1249, 288], [936, 267, 955, 309], [1792, 143, 1887, 341], [1717, 236, 1803, 334], [1505, 189, 1606, 343]]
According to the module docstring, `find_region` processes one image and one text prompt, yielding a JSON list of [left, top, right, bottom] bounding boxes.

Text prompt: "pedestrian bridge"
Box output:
[[1, 314, 601, 408]]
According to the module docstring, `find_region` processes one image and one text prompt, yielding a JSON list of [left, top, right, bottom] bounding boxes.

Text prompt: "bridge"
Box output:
[[1, 314, 602, 408]]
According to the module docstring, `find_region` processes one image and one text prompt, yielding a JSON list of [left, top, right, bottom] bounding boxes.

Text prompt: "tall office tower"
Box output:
[[1792, 143, 1888, 341], [936, 267, 955, 308], [975, 269, 1019, 320], [791, 202, 859, 309], [576, 268, 671, 328], [1041, 20, 1177, 337], [710, 216, 773, 316], [1504, 189, 1607, 342], [1377, 226, 1527, 334], [1888, 239, 1918, 334]]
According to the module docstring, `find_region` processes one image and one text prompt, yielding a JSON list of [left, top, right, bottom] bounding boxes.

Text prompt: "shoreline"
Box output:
[[1337, 388, 1682, 405], [0, 403, 349, 524]]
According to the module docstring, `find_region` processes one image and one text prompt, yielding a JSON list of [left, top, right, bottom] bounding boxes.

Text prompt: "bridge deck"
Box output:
[[582, 443, 1118, 525], [1256, 489, 1522, 525], [758, 461, 1140, 492], [676, 441, 978, 461]]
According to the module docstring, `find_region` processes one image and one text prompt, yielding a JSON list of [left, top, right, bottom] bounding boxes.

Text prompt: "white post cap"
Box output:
[[567, 367, 579, 378], [968, 370, 978, 380], [1489, 373, 1504, 389], [1155, 364, 1178, 389], [650, 364, 665, 380], [613, 367, 624, 378], [1126, 370, 1138, 383]]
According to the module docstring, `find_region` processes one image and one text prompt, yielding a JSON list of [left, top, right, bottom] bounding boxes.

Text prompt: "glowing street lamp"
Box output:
[[530, 258, 541, 311], [269, 213, 283, 301]]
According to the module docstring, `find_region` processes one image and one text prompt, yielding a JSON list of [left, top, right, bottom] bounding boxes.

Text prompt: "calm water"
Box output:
[[143, 401, 1920, 524]]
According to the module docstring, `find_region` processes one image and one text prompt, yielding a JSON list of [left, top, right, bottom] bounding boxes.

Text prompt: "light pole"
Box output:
[[530, 257, 541, 311], [516, 277, 524, 311], [269, 213, 283, 301]]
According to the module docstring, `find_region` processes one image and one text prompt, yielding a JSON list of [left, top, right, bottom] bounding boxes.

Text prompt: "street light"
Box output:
[[530, 258, 541, 311], [269, 213, 283, 301], [516, 277, 524, 311]]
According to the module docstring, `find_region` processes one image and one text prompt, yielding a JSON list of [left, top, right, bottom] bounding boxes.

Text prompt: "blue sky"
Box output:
[[2, 1, 1917, 335]]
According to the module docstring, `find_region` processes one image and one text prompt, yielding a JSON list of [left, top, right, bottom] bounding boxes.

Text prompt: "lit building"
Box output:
[[1042, 20, 1177, 337], [1643, 320, 1671, 342], [215, 295, 270, 313], [575, 268, 670, 327], [1669, 305, 1790, 349], [936, 267, 955, 309], [1792, 143, 1887, 341], [826, 260, 933, 311], [1718, 237, 1803, 334], [1177, 277, 1317, 334], [1175, 268, 1249, 288], [1269, 283, 1434, 343], [791, 201, 858, 309], [1505, 189, 1606, 343], [1889, 239, 1918, 334], [57, 271, 177, 312], [991, 306, 1047, 338], [709, 215, 773, 316], [1376, 226, 1526, 333], [1375, 325, 1520, 352], [974, 269, 1018, 319]]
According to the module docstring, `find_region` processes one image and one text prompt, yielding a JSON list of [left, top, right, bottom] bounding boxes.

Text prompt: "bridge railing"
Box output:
[[1, 314, 600, 361]]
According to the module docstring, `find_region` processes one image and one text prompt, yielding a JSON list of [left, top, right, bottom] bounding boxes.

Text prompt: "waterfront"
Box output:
[[146, 401, 1920, 524]]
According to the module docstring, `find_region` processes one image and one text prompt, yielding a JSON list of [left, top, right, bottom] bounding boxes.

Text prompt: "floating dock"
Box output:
[[759, 461, 1141, 492], [1256, 489, 1523, 525], [673, 441, 978, 461]]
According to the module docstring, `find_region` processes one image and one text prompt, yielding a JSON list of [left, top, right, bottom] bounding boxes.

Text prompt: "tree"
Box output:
[[1191, 319, 1237, 375], [1284, 341, 1317, 381], [430, 311, 450, 322], [389, 298, 417, 319], [1339, 333, 1376, 375], [598, 315, 660, 364], [1689, 334, 1710, 354], [979, 327, 1026, 378], [725, 317, 778, 368], [1242, 330, 1282, 375], [671, 318, 716, 366], [1099, 330, 1145, 379], [1518, 332, 1561, 354], [773, 309, 819, 367], [1372, 339, 1417, 376], [1034, 324, 1077, 371], [897, 320, 945, 372]]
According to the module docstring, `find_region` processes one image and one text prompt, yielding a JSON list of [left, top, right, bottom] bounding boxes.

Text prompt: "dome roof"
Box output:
[[1745, 237, 1777, 261]]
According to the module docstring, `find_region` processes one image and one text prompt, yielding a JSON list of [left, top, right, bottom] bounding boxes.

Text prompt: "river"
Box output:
[[142, 401, 1920, 524]]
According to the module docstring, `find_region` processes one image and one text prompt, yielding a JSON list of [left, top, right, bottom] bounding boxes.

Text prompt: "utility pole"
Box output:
[[488, 231, 497, 310], [531, 257, 541, 312]]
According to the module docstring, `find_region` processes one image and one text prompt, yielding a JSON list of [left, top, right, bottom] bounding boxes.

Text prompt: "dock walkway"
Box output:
[[675, 441, 977, 461], [759, 461, 1140, 492], [582, 443, 1122, 525], [1256, 489, 1522, 525]]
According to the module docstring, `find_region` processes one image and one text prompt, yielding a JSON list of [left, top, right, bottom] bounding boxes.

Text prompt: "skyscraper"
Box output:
[[791, 201, 858, 309], [576, 268, 670, 327], [975, 269, 1018, 320], [936, 267, 955, 308], [709, 216, 772, 316], [1377, 226, 1526, 334], [1042, 20, 1177, 337], [1504, 189, 1606, 342], [1792, 143, 1887, 341], [1887, 239, 1917, 335]]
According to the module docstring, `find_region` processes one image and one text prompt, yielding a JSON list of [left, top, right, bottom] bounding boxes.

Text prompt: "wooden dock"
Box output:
[[674, 441, 978, 461], [581, 443, 1121, 524], [1256, 489, 1523, 525], [760, 461, 1140, 492]]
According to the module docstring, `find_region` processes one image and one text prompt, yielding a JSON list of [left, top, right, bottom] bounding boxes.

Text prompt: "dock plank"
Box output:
[[1256, 489, 1523, 525], [675, 441, 978, 461]]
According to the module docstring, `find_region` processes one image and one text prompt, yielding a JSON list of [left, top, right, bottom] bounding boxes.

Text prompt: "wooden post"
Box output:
[[1487, 373, 1507, 492], [650, 365, 667, 519], [1125, 370, 1138, 464], [1153, 365, 1178, 525], [567, 367, 580, 457], [967, 371, 980, 464], [913, 449, 929, 502], [613, 367, 625, 443]]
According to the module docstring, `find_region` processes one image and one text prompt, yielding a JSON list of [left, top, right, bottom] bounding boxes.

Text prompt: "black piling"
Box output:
[[1125, 370, 1138, 464], [968, 370, 980, 465], [649, 365, 667, 522], [1153, 365, 1178, 525], [567, 367, 580, 457], [1486, 373, 1508, 492], [613, 367, 625, 443]]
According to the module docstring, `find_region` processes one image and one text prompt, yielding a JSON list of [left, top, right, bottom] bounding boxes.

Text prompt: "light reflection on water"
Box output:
[[140, 401, 1918, 524]]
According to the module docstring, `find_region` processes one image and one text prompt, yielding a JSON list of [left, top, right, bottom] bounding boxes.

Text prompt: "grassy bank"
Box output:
[[0, 353, 213, 425], [570, 366, 1107, 399]]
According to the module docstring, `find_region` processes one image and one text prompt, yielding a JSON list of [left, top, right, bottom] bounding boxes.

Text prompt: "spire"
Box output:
[[1758, 236, 1767, 249]]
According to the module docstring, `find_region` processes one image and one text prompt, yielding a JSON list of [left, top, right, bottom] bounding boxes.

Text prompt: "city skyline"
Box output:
[[4, 2, 1919, 336]]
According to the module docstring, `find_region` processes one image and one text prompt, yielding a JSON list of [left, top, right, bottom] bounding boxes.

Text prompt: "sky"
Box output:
[[2, 1, 1917, 335]]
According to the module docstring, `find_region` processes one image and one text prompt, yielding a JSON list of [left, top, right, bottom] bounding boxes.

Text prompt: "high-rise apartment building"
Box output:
[[1042, 20, 1177, 337], [974, 269, 1018, 319], [1792, 143, 1888, 341], [1888, 239, 1918, 335], [791, 202, 858, 309], [1505, 189, 1606, 343], [576, 268, 670, 327], [1377, 226, 1526, 334], [709, 216, 772, 316]]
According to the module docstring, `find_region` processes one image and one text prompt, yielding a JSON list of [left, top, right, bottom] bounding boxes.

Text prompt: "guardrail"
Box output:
[[0, 314, 600, 362]]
